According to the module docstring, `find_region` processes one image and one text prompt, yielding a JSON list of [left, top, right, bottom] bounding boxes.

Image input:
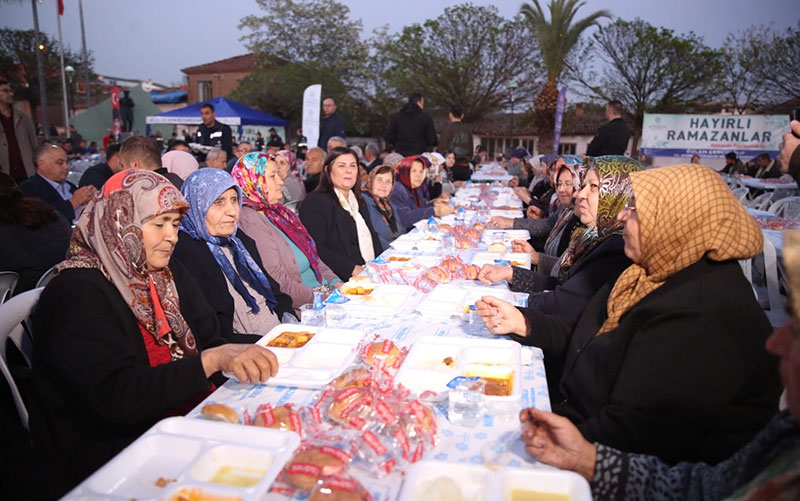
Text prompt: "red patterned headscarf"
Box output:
[[57, 169, 197, 360]]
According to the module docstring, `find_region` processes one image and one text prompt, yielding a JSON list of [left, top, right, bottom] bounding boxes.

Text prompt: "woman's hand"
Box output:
[[511, 240, 539, 265], [519, 408, 597, 482], [515, 187, 532, 204], [351, 265, 365, 277], [526, 205, 543, 219], [434, 202, 455, 217], [477, 264, 513, 284], [489, 216, 513, 229], [474, 296, 526, 335], [509, 177, 520, 187], [202, 344, 279, 383]]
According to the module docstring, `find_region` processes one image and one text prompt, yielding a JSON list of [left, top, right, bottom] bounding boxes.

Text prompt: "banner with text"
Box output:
[[302, 84, 322, 149], [640, 113, 789, 159]]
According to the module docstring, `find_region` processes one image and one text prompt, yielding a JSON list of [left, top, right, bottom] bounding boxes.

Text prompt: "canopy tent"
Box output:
[[145, 97, 289, 139], [70, 84, 172, 145]]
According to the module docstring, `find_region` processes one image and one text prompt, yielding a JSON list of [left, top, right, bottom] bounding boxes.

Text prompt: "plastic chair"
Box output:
[[0, 271, 19, 304], [0, 287, 42, 430], [731, 187, 749, 202], [35, 266, 57, 289], [769, 196, 800, 218], [747, 192, 773, 211]]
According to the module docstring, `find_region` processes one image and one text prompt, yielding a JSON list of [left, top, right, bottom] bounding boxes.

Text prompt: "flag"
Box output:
[[552, 86, 568, 155], [58, 0, 65, 15]]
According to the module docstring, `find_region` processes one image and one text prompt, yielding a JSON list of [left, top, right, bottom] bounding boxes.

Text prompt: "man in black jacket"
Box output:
[[586, 100, 631, 156], [79, 143, 124, 190], [19, 144, 95, 223], [385, 92, 438, 156], [318, 98, 346, 150], [195, 103, 233, 161]]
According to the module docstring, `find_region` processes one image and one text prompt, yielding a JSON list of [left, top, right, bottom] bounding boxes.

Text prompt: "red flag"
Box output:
[[58, 0, 64, 15]]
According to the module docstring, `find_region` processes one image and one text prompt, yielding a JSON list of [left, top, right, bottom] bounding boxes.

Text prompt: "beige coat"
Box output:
[[0, 107, 38, 178]]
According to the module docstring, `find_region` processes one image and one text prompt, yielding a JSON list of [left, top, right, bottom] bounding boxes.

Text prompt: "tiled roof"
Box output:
[[181, 53, 257, 74]]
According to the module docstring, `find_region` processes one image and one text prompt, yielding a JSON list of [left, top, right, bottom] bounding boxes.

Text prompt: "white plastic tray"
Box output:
[[471, 252, 532, 270], [398, 460, 592, 501], [482, 229, 531, 246], [397, 336, 521, 405], [338, 282, 417, 317], [63, 416, 301, 501], [416, 284, 514, 318], [489, 209, 524, 218], [223, 323, 365, 389]]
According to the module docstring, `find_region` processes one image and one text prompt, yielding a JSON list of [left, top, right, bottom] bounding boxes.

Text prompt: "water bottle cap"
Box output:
[[469, 304, 477, 311]]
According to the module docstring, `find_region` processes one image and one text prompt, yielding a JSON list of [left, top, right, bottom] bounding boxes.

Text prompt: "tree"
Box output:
[[520, 0, 610, 154], [235, 0, 372, 134], [377, 4, 542, 122], [751, 21, 800, 103], [0, 28, 90, 124], [717, 28, 771, 114], [568, 18, 723, 155]]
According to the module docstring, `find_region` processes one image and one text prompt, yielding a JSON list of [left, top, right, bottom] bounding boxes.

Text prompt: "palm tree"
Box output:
[[520, 0, 610, 154]]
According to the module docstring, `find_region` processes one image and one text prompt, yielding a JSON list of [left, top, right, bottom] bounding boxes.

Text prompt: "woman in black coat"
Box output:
[[172, 168, 296, 342], [299, 147, 383, 280], [476, 164, 781, 466], [30, 170, 279, 498]]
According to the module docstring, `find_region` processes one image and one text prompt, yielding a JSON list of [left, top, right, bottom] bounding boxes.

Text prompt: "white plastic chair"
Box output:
[[0, 271, 19, 304], [0, 287, 42, 430], [747, 192, 773, 211], [35, 266, 57, 289], [768, 196, 800, 218], [731, 187, 749, 202]]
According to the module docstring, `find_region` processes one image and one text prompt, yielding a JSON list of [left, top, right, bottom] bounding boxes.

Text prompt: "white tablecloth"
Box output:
[[740, 177, 798, 191]]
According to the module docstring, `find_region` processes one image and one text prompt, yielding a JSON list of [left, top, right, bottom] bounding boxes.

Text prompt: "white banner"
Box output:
[[302, 84, 322, 149], [640, 113, 789, 159]]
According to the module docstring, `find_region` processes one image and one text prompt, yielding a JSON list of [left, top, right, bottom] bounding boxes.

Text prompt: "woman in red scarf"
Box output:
[[390, 155, 453, 228]]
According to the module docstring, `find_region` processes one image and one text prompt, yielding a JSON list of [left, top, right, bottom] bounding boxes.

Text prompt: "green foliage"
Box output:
[[520, 0, 610, 84], [748, 21, 800, 103], [717, 27, 771, 113], [377, 4, 542, 122], [0, 28, 91, 109]]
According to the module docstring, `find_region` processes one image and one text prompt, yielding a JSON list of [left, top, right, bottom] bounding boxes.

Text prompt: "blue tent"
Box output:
[[145, 97, 288, 136]]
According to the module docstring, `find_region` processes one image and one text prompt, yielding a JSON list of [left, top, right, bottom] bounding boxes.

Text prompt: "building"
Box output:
[[181, 54, 258, 104]]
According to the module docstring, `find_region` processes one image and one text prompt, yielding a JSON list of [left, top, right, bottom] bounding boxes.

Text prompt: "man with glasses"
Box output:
[[0, 80, 38, 183]]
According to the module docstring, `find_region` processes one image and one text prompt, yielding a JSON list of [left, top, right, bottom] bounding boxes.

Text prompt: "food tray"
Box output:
[[471, 252, 532, 270], [397, 336, 521, 405], [223, 324, 365, 389], [339, 282, 417, 316], [416, 284, 514, 318], [488, 209, 524, 218], [398, 460, 592, 501], [63, 416, 301, 501], [482, 229, 531, 246]]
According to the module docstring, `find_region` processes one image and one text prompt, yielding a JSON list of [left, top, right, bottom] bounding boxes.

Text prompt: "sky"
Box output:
[[2, 0, 798, 85]]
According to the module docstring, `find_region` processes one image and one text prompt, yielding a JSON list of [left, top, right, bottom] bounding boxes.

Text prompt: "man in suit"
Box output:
[[78, 143, 124, 190], [318, 98, 346, 150], [19, 144, 95, 223], [753, 153, 782, 179], [586, 100, 631, 156], [363, 143, 381, 172]]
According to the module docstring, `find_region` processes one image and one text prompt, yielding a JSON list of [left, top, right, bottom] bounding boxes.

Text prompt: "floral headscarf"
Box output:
[[57, 169, 196, 360], [544, 162, 584, 256], [598, 164, 763, 335], [556, 156, 644, 280], [231, 152, 324, 282], [180, 168, 277, 313]]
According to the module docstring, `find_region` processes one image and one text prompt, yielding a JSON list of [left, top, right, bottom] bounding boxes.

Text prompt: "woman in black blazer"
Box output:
[[299, 147, 383, 280]]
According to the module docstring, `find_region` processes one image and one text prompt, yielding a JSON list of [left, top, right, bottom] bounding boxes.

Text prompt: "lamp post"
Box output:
[[65, 65, 75, 119], [508, 82, 518, 147]]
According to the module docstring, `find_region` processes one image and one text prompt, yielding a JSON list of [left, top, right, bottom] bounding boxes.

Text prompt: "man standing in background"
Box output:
[[385, 92, 438, 157], [196, 103, 233, 161], [318, 98, 346, 150], [0, 80, 38, 183], [586, 100, 630, 156]]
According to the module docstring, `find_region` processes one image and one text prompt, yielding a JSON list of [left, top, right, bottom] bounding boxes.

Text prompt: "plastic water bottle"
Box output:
[[468, 304, 483, 334], [427, 216, 438, 235], [448, 377, 485, 427], [455, 208, 466, 227]]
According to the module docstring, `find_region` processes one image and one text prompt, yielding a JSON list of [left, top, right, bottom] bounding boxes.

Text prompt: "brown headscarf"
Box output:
[[57, 169, 197, 359], [598, 164, 763, 335]]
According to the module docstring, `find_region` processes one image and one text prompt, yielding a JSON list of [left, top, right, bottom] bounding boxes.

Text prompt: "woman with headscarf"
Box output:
[[231, 153, 340, 310], [363, 164, 406, 249], [275, 150, 306, 209], [390, 156, 454, 228], [480, 156, 638, 322], [476, 163, 781, 466], [299, 147, 383, 280], [30, 170, 279, 498], [172, 168, 296, 339], [161, 150, 199, 181]]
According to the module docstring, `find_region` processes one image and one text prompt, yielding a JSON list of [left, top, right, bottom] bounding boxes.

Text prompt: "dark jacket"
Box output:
[[788, 144, 800, 185], [513, 234, 631, 323], [299, 191, 383, 280], [18, 173, 77, 222], [385, 103, 437, 156], [586, 118, 631, 156], [30, 263, 227, 498], [0, 215, 71, 295], [78, 162, 114, 190], [195, 120, 233, 160], [154, 167, 184, 189], [304, 172, 321, 193], [363, 194, 406, 250], [390, 181, 435, 229], [438, 120, 473, 163], [513, 258, 781, 465], [318, 113, 346, 149], [753, 162, 782, 179], [171, 229, 296, 341]]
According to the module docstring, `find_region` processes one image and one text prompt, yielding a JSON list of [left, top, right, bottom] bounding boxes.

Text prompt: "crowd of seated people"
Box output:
[[3, 119, 800, 500]]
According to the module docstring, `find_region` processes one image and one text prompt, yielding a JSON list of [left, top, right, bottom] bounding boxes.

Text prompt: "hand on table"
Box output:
[[202, 344, 279, 383], [434, 202, 454, 217], [781, 120, 800, 171], [351, 265, 365, 277], [474, 295, 526, 335], [511, 240, 539, 265], [526, 205, 543, 219], [477, 264, 513, 284], [509, 177, 520, 187], [70, 185, 96, 208], [519, 408, 597, 482], [489, 216, 513, 229]]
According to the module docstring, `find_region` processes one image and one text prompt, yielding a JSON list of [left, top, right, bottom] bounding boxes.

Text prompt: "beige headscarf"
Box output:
[[598, 164, 763, 335]]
